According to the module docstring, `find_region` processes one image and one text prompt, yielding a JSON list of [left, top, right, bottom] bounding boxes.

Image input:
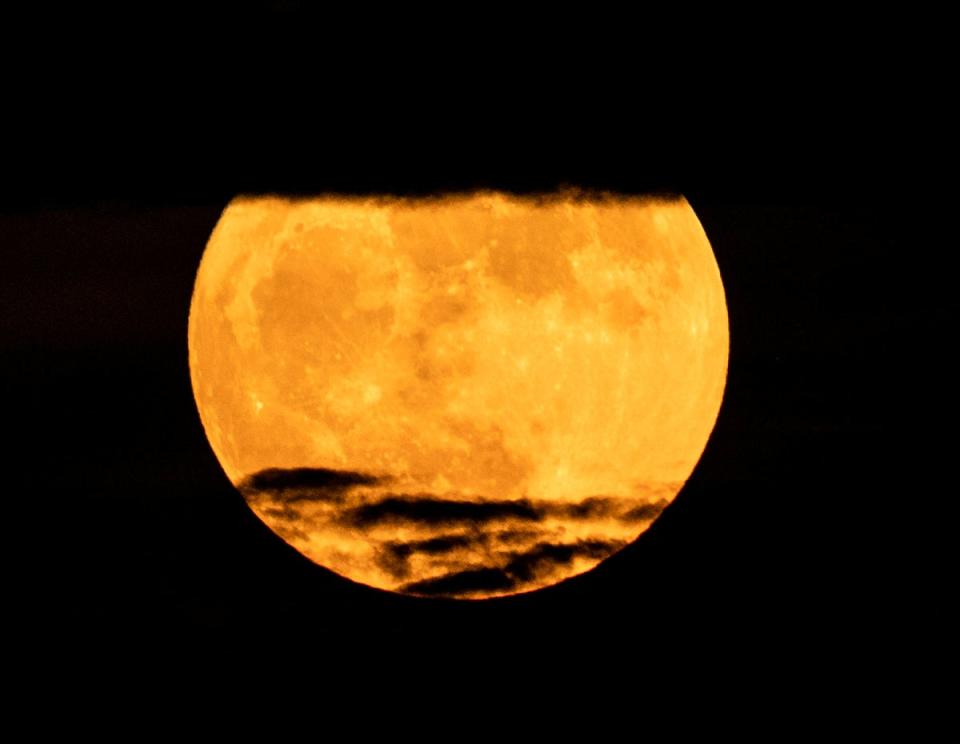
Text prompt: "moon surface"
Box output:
[[188, 192, 728, 598]]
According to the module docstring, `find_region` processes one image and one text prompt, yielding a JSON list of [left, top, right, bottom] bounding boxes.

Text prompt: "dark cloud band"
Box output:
[[240, 468, 672, 525], [619, 499, 668, 522], [340, 495, 543, 528], [338, 493, 666, 529], [399, 538, 626, 596], [401, 567, 518, 596], [238, 467, 670, 596], [503, 539, 623, 583], [239, 467, 383, 504]]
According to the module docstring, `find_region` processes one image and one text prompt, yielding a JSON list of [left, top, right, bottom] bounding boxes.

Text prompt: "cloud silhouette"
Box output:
[[241, 468, 671, 526], [376, 533, 486, 580], [391, 534, 481, 557], [399, 538, 626, 596], [260, 504, 302, 522], [239, 467, 383, 503], [543, 496, 624, 520], [236, 467, 671, 596], [494, 528, 548, 545], [503, 539, 624, 583], [340, 495, 543, 528], [338, 493, 662, 529], [401, 567, 518, 596], [619, 499, 668, 523]]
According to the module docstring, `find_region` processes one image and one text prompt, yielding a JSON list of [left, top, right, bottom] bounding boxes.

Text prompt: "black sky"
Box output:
[[3, 6, 943, 692]]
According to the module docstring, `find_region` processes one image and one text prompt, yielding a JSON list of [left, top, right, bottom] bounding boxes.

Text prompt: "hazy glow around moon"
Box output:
[[188, 192, 728, 598]]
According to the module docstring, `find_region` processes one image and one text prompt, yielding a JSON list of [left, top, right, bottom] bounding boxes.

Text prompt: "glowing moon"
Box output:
[[188, 193, 728, 598]]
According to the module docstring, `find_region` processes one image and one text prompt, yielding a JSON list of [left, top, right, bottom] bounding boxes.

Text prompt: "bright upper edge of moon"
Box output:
[[188, 191, 729, 600]]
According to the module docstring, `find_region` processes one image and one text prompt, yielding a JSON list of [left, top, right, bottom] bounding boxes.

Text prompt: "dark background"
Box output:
[[3, 5, 943, 687]]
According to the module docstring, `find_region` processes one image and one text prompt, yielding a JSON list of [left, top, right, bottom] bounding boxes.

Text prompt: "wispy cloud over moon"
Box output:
[[239, 467, 385, 503], [399, 538, 627, 597], [239, 467, 674, 598]]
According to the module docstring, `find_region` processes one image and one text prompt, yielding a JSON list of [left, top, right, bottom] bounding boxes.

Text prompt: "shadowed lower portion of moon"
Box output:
[[188, 193, 728, 598]]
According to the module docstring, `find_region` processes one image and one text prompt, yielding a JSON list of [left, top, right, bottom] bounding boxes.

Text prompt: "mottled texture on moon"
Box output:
[[188, 193, 728, 598]]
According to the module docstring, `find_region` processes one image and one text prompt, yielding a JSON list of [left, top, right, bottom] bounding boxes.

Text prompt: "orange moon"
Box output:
[[188, 193, 728, 598]]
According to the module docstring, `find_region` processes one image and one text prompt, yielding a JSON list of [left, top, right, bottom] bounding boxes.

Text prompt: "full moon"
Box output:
[[188, 193, 728, 598]]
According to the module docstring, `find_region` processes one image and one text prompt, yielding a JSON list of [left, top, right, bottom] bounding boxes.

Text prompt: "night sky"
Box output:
[[4, 6, 941, 689]]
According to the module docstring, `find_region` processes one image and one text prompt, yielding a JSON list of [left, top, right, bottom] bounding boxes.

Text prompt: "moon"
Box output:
[[188, 192, 728, 598]]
